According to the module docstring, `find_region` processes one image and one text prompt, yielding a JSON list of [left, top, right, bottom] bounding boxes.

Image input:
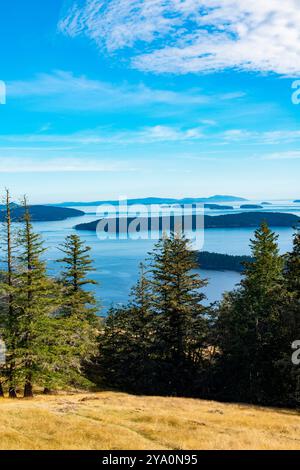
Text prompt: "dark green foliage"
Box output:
[[196, 251, 253, 272], [57, 234, 98, 323], [148, 234, 209, 395], [95, 234, 209, 396], [16, 198, 62, 397], [56, 234, 100, 387], [275, 228, 300, 405], [0, 189, 19, 397], [2, 190, 300, 406], [92, 264, 158, 393], [214, 223, 287, 404], [0, 193, 100, 397]]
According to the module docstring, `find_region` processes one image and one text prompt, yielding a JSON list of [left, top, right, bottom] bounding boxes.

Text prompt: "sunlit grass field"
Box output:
[[1, 391, 300, 450]]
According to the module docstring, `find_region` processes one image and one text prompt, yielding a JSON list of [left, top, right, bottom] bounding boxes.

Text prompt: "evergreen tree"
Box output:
[[57, 234, 98, 322], [286, 228, 300, 299], [216, 223, 286, 403], [95, 264, 156, 393], [277, 227, 300, 405], [148, 233, 208, 395], [57, 234, 99, 386], [0, 190, 19, 397], [16, 197, 59, 397]]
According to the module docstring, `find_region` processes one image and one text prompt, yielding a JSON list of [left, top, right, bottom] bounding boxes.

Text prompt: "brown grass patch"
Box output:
[[0, 392, 300, 450]]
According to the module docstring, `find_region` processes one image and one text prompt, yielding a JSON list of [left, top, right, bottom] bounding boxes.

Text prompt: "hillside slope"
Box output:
[[1, 392, 300, 450]]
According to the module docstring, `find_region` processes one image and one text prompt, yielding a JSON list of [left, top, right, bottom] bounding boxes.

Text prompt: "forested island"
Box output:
[[240, 204, 263, 209], [197, 251, 253, 272], [204, 204, 233, 210], [0, 205, 84, 221], [75, 211, 300, 232]]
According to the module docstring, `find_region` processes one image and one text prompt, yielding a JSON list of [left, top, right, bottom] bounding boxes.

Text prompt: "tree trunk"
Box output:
[[8, 387, 17, 398], [24, 379, 33, 398], [0, 383, 4, 397]]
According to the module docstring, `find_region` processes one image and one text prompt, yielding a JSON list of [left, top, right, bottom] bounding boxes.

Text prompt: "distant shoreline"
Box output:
[[75, 211, 300, 232], [196, 251, 252, 273]]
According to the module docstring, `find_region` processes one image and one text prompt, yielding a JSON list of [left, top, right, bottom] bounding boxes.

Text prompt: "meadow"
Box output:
[[1, 392, 300, 450]]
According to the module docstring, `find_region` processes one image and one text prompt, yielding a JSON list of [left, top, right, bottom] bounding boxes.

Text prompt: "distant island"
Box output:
[[49, 195, 247, 207], [261, 202, 272, 205], [0, 205, 84, 222], [75, 212, 300, 232], [197, 251, 253, 272], [204, 204, 233, 210], [240, 204, 263, 209]]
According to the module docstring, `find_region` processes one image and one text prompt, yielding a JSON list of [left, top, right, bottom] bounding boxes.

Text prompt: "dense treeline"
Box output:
[[0, 191, 99, 397], [196, 251, 253, 272], [1, 190, 300, 407], [90, 223, 300, 407]]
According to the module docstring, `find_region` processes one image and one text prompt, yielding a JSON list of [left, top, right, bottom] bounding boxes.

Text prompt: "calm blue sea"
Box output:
[[25, 199, 299, 312]]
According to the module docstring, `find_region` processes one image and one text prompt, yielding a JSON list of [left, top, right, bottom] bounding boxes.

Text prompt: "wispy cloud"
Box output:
[[263, 151, 300, 160], [3, 125, 300, 149], [7, 70, 208, 110], [7, 70, 245, 112], [0, 156, 138, 173], [222, 129, 300, 145], [59, 0, 300, 75], [0, 125, 204, 146]]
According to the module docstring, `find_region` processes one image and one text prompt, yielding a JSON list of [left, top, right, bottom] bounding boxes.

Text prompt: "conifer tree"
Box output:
[[148, 233, 208, 394], [216, 223, 286, 403], [56, 234, 99, 385], [95, 264, 156, 393], [57, 234, 98, 322], [0, 189, 19, 397], [278, 228, 300, 405], [16, 197, 59, 397], [286, 228, 300, 299]]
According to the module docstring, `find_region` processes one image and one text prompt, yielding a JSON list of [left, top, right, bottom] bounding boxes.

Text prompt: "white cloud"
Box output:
[[0, 125, 204, 146], [263, 151, 300, 160], [221, 129, 300, 144], [0, 156, 137, 173], [59, 0, 300, 75], [8, 70, 207, 106], [7, 70, 244, 112]]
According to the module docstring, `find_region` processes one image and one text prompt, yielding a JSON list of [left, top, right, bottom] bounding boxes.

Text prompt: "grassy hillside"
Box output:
[[1, 392, 300, 450]]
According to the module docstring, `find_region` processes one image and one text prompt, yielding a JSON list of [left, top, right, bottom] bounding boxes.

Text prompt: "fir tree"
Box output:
[[57, 234, 98, 322], [278, 227, 300, 405], [16, 197, 59, 397], [95, 264, 157, 393], [286, 228, 300, 299], [0, 189, 19, 397], [216, 223, 286, 403], [148, 233, 208, 395], [57, 234, 99, 386]]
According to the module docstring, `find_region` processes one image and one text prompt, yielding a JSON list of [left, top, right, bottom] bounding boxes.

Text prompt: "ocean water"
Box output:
[[25, 199, 298, 312]]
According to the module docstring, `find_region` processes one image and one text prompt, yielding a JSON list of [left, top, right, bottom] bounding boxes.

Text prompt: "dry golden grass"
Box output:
[[1, 391, 300, 450]]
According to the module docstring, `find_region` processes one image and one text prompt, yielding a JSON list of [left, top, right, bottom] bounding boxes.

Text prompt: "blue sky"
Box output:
[[1, 0, 300, 203]]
